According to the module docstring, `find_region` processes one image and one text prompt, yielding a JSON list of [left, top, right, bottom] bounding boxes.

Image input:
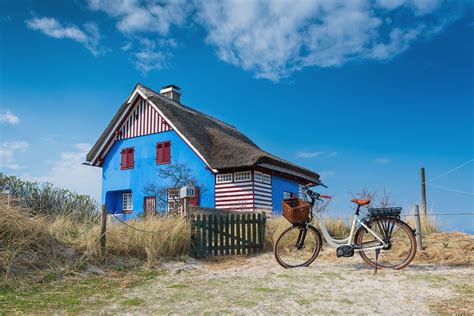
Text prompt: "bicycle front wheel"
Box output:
[[355, 218, 417, 270], [274, 224, 322, 268]]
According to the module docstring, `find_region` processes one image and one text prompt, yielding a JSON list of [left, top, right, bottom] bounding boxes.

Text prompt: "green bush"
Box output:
[[0, 173, 99, 222]]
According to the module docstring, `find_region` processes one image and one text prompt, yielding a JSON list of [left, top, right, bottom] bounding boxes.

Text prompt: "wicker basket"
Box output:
[[282, 198, 310, 223]]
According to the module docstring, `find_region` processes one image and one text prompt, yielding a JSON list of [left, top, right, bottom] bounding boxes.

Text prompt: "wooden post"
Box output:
[[420, 167, 427, 217], [100, 205, 107, 262], [414, 205, 423, 251]]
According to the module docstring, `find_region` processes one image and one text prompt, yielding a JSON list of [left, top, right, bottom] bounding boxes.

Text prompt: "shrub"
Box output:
[[0, 173, 99, 222]]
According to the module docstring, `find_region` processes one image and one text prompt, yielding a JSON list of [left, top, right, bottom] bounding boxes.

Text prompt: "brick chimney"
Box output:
[[160, 84, 181, 103]]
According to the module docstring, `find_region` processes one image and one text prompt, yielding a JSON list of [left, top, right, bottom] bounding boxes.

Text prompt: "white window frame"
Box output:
[[254, 171, 263, 182], [263, 173, 271, 184], [234, 171, 251, 182], [216, 173, 233, 183], [122, 192, 133, 211], [167, 188, 182, 213], [283, 192, 293, 200]]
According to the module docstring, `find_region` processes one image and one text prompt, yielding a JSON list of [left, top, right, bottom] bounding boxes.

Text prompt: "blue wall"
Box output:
[[101, 130, 215, 218], [271, 175, 299, 214]]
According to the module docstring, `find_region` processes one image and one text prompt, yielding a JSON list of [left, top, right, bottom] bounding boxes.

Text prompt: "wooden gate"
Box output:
[[190, 213, 266, 257]]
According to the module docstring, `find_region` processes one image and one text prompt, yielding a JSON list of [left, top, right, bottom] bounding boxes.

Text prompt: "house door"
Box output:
[[144, 196, 156, 216]]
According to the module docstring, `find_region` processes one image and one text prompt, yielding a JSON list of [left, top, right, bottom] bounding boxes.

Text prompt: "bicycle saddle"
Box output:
[[351, 198, 371, 206]]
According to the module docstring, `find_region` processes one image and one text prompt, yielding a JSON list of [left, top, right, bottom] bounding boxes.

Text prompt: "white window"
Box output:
[[283, 192, 293, 200], [234, 171, 251, 182], [298, 185, 304, 199], [263, 174, 271, 184], [216, 173, 233, 183], [254, 171, 263, 182], [122, 193, 133, 211], [167, 189, 182, 213]]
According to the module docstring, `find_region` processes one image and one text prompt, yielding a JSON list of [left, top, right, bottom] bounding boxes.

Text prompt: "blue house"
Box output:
[[86, 83, 320, 218]]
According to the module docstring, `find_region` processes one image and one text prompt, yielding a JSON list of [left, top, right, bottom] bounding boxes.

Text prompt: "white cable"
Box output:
[[426, 183, 474, 195], [425, 159, 474, 183]]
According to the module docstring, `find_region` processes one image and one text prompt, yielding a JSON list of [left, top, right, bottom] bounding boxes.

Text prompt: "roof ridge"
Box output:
[[137, 83, 242, 132]]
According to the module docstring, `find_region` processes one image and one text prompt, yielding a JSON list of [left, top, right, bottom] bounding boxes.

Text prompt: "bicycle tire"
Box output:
[[274, 224, 322, 269], [355, 218, 417, 270]]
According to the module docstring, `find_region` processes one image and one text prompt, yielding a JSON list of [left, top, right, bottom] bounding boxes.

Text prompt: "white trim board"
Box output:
[[91, 87, 217, 173], [257, 163, 319, 183]]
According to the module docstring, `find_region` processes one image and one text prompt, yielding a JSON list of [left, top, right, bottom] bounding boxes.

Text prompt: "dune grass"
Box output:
[[0, 196, 190, 281], [1, 193, 470, 284]]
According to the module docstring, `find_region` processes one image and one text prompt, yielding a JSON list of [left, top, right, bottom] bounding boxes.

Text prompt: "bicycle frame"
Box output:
[[310, 204, 388, 251]]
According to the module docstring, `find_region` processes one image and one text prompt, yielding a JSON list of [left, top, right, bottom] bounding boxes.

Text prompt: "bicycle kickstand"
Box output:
[[374, 249, 380, 274]]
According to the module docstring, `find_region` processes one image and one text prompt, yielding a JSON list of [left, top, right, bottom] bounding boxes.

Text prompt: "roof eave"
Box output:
[[257, 162, 320, 184]]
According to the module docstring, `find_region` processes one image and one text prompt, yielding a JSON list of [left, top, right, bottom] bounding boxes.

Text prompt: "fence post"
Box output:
[[100, 205, 107, 262], [414, 205, 423, 251], [420, 167, 427, 218]]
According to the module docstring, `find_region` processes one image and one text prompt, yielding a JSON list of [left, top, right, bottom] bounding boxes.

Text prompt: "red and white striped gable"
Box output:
[[214, 170, 272, 212], [117, 99, 171, 140]]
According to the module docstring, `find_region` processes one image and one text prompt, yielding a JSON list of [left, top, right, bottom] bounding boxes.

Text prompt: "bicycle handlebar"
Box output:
[[302, 183, 330, 205]]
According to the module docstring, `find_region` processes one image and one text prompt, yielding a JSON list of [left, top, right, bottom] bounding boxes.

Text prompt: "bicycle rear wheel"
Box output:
[[355, 218, 416, 270], [274, 224, 322, 268]]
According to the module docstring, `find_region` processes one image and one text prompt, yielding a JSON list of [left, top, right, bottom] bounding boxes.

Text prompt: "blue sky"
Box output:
[[0, 0, 472, 232]]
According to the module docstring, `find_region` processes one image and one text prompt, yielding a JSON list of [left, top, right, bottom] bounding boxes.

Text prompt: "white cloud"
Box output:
[[23, 143, 101, 200], [195, 0, 464, 81], [26, 17, 104, 56], [83, 0, 464, 78], [296, 151, 337, 159], [374, 158, 392, 164], [132, 38, 167, 74], [121, 41, 132, 51], [0, 141, 29, 170], [296, 151, 325, 159], [87, 0, 190, 34], [0, 111, 19, 125]]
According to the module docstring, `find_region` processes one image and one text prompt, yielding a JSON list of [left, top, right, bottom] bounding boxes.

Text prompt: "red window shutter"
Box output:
[[120, 149, 127, 169], [128, 147, 134, 168], [156, 141, 170, 164], [156, 142, 163, 163], [190, 186, 200, 206], [164, 141, 171, 163], [121, 147, 134, 169]]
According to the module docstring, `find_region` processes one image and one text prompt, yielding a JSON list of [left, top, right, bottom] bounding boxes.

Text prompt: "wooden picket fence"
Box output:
[[190, 213, 266, 257]]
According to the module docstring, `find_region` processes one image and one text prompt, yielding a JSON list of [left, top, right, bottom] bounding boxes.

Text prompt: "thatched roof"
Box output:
[[86, 84, 320, 183]]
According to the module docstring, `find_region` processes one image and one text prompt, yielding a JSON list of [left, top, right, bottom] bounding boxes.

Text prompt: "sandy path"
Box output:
[[105, 252, 473, 314]]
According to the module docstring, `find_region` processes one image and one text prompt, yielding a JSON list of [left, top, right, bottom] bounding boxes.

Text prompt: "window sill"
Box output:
[[120, 166, 134, 170], [122, 210, 133, 214], [156, 162, 171, 165]]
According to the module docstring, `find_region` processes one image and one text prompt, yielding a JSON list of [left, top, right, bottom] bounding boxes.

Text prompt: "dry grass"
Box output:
[[96, 216, 190, 264], [1, 196, 190, 281], [0, 197, 81, 279], [1, 196, 471, 284], [415, 232, 474, 266], [49, 214, 190, 264]]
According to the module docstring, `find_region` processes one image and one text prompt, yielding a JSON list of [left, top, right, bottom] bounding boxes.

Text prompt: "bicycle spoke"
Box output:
[[275, 226, 321, 268], [357, 219, 416, 269]]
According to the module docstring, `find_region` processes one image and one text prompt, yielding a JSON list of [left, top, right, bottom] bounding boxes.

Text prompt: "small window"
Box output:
[[254, 171, 263, 182], [122, 193, 133, 212], [263, 174, 271, 184], [283, 192, 294, 200], [156, 141, 171, 164], [216, 173, 233, 183], [234, 171, 251, 182], [167, 188, 181, 213], [120, 147, 134, 169]]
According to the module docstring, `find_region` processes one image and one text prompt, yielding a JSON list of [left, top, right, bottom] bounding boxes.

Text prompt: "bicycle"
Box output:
[[273, 184, 417, 270]]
